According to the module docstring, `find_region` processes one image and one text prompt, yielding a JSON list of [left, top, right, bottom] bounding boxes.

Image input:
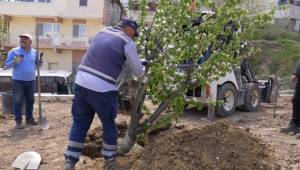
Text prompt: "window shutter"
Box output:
[[37, 23, 43, 36], [79, 0, 87, 6], [73, 25, 79, 37]]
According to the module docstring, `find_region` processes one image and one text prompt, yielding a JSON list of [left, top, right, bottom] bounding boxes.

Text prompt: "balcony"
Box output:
[[275, 4, 300, 19], [289, 4, 300, 18], [2, 34, 91, 50]]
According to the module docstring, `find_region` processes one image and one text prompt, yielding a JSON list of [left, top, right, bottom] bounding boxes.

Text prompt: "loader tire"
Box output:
[[216, 83, 237, 117], [240, 83, 261, 112]]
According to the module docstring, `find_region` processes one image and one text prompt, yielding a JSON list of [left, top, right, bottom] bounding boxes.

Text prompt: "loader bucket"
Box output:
[[258, 76, 279, 103]]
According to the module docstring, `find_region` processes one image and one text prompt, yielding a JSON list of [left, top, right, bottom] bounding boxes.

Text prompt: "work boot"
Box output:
[[26, 118, 38, 126], [16, 120, 24, 129], [280, 121, 300, 134], [64, 159, 75, 170], [103, 159, 117, 170]]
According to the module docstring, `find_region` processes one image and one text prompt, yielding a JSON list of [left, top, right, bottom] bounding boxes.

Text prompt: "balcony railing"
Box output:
[[2, 34, 91, 50]]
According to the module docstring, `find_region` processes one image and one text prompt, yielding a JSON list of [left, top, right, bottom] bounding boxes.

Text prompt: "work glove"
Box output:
[[140, 59, 149, 66], [140, 75, 148, 84]]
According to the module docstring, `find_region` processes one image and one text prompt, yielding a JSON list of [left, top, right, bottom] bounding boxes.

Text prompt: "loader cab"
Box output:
[[0, 69, 74, 94]]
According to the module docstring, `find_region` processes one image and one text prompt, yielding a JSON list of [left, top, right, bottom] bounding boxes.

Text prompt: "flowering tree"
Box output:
[[119, 0, 272, 154], [0, 19, 8, 67]]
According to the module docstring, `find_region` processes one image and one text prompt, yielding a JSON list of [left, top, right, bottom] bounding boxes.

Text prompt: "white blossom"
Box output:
[[169, 44, 175, 49]]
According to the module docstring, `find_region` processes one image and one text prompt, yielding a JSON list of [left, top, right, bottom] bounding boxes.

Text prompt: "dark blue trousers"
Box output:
[[292, 80, 300, 126], [12, 80, 35, 122], [65, 84, 118, 164]]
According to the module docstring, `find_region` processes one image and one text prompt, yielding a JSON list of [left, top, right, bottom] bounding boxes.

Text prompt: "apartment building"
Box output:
[[126, 0, 156, 26], [276, 0, 300, 32], [0, 0, 122, 73]]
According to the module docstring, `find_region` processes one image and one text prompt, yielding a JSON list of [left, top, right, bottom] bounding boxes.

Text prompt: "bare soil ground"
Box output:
[[0, 96, 299, 170]]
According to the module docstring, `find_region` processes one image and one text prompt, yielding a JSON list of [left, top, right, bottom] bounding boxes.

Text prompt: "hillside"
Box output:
[[247, 24, 300, 89]]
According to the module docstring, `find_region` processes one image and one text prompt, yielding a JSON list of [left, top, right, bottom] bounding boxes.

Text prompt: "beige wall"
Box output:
[[61, 0, 104, 19], [0, 0, 104, 19], [60, 19, 73, 39], [40, 49, 72, 72], [86, 20, 103, 37], [9, 17, 35, 36]]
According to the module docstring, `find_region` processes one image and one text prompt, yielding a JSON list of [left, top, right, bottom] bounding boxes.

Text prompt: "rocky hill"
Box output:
[[248, 24, 300, 89]]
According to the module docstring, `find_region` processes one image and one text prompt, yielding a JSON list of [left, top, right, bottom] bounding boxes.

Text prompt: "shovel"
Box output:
[[11, 151, 41, 170], [36, 25, 49, 130]]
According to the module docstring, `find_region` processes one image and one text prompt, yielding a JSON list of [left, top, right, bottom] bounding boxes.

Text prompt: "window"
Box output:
[[278, 0, 288, 5], [17, 0, 34, 2], [79, 0, 87, 6], [73, 24, 86, 38], [38, 0, 51, 2], [37, 23, 60, 36]]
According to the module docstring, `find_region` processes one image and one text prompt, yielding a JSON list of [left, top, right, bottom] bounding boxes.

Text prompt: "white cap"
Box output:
[[19, 33, 33, 41]]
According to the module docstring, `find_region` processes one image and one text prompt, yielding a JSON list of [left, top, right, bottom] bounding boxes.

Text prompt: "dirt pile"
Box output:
[[120, 120, 276, 170], [0, 113, 13, 121]]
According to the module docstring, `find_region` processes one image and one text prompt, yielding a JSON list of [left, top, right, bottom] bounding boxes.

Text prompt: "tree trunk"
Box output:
[[118, 80, 146, 155]]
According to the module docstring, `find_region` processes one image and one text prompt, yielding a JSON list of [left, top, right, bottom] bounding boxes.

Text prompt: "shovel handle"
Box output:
[[35, 24, 42, 120]]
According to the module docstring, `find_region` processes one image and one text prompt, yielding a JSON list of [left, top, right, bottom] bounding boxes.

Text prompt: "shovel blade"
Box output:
[[39, 117, 49, 130]]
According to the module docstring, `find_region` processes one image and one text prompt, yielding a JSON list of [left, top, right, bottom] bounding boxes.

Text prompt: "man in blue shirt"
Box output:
[[5, 33, 38, 129], [64, 18, 144, 170]]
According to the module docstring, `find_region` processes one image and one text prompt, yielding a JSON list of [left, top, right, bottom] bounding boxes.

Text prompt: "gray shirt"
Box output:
[[76, 39, 144, 92]]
